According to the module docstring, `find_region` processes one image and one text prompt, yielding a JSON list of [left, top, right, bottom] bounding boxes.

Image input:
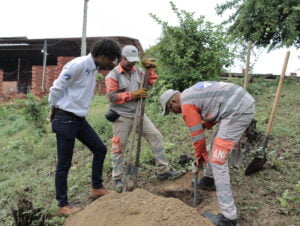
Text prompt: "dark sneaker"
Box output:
[[114, 180, 124, 193], [197, 176, 216, 191], [203, 211, 237, 226], [156, 170, 184, 181]]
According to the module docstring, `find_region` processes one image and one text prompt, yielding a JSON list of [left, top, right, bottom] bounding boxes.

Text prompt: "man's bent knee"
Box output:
[[209, 137, 235, 165]]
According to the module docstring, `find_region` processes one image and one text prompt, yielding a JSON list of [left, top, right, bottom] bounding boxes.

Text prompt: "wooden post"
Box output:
[[243, 41, 252, 90]]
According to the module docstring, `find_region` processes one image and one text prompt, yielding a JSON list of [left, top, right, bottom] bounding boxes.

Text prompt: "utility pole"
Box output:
[[42, 40, 47, 92], [81, 0, 89, 56]]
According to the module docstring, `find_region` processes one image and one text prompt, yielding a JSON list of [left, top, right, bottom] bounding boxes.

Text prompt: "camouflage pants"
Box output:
[[111, 115, 169, 181], [204, 103, 255, 220]]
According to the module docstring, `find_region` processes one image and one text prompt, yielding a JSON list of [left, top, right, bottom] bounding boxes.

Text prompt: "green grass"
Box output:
[[0, 78, 299, 225]]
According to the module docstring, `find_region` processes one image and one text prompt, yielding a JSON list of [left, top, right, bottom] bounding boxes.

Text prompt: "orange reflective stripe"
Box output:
[[182, 104, 208, 163], [147, 69, 158, 85], [182, 104, 204, 137], [115, 92, 132, 104], [111, 136, 122, 153], [105, 77, 119, 94], [182, 104, 203, 127], [190, 128, 204, 137], [214, 137, 235, 150], [193, 139, 209, 163], [210, 137, 235, 165], [105, 77, 132, 104]]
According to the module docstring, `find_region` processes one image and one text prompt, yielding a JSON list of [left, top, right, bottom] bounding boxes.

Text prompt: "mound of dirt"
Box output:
[[64, 188, 212, 226]]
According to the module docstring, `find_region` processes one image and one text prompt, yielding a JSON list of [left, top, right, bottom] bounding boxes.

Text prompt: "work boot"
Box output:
[[203, 211, 237, 226], [114, 180, 124, 193], [58, 205, 82, 216], [156, 170, 184, 181], [197, 176, 216, 191], [90, 188, 111, 199]]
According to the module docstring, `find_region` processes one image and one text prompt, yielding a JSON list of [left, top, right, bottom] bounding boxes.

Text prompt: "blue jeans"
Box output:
[[52, 113, 107, 207]]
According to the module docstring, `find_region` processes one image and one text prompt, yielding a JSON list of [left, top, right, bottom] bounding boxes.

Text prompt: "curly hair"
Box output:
[[91, 39, 121, 60]]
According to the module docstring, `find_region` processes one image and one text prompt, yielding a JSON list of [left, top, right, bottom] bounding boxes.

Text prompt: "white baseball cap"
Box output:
[[160, 89, 179, 115], [122, 45, 139, 63]]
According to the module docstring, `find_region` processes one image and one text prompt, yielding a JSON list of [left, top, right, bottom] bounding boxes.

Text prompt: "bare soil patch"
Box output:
[[64, 188, 212, 226], [143, 171, 220, 215]]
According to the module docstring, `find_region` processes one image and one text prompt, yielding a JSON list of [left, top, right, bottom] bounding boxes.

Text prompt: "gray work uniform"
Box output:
[[181, 81, 255, 220], [105, 65, 169, 181]]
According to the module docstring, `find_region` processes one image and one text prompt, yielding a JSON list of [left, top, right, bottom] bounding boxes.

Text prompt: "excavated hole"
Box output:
[[158, 189, 198, 207]]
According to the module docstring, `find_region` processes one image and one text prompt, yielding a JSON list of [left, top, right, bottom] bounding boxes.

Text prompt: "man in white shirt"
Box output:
[[48, 39, 121, 216]]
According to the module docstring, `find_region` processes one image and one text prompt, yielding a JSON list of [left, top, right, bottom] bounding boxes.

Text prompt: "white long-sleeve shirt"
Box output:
[[48, 54, 97, 117]]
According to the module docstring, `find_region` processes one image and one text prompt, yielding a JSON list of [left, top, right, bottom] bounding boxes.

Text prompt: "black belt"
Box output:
[[55, 108, 85, 119]]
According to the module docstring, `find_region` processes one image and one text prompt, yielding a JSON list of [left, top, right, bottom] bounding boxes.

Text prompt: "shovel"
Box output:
[[123, 69, 149, 191], [245, 51, 290, 176]]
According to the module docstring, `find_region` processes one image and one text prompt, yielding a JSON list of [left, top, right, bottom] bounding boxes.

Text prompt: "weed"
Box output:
[[20, 93, 48, 134]]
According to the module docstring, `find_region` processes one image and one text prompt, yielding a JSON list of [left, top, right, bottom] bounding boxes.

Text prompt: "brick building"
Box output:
[[0, 36, 143, 99]]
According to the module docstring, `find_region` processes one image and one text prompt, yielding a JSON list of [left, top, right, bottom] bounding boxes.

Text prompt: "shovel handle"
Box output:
[[265, 51, 290, 137]]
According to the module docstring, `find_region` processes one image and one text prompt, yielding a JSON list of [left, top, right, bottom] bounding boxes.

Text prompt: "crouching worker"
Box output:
[[160, 81, 255, 226], [48, 39, 121, 216], [105, 45, 182, 193]]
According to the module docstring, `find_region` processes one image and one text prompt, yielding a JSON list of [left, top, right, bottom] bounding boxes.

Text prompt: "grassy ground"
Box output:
[[0, 78, 299, 225]]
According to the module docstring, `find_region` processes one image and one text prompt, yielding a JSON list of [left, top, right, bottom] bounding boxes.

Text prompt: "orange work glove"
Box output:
[[131, 88, 148, 100], [141, 58, 156, 69]]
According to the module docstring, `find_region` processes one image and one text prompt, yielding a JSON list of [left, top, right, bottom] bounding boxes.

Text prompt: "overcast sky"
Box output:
[[1, 0, 299, 74]]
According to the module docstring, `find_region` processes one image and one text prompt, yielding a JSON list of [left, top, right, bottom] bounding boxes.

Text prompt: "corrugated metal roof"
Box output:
[[0, 36, 144, 66]]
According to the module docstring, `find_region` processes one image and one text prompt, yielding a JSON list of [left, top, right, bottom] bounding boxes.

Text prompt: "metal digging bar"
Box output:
[[133, 69, 150, 188], [245, 51, 290, 176], [192, 162, 201, 207], [123, 69, 149, 191]]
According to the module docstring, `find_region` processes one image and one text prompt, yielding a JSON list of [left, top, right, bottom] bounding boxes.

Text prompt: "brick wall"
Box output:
[[31, 66, 44, 95], [0, 57, 113, 102], [31, 57, 74, 96], [45, 66, 57, 91], [57, 56, 74, 75], [0, 69, 3, 95], [2, 81, 17, 95]]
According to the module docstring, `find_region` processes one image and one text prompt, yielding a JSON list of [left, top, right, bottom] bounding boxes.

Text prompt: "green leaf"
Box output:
[[278, 197, 288, 207], [294, 181, 300, 193]]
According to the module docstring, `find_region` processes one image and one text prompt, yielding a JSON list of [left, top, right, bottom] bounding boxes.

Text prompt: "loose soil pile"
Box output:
[[64, 188, 212, 226]]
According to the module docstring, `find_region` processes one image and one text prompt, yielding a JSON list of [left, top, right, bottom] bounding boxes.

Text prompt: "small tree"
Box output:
[[148, 1, 233, 91]]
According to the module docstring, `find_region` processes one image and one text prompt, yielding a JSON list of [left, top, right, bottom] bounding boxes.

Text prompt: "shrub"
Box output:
[[148, 1, 233, 91], [21, 93, 48, 134]]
